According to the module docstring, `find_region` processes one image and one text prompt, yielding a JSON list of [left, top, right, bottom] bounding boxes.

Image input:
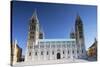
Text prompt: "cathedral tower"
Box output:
[[25, 10, 40, 61], [75, 14, 87, 59], [28, 10, 40, 45]]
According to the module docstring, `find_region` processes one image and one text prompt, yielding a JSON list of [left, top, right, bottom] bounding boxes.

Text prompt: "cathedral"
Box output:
[[25, 10, 87, 64]]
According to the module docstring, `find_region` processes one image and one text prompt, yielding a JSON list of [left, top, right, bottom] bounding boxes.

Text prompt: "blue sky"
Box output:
[[12, 1, 97, 55]]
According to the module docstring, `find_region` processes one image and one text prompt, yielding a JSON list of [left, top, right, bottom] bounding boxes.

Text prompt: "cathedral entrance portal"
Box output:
[[57, 53, 61, 59]]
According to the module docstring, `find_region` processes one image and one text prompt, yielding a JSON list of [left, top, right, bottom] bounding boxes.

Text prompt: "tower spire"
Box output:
[[31, 9, 39, 23], [76, 13, 81, 21], [70, 26, 75, 39], [31, 9, 37, 19], [75, 13, 83, 25]]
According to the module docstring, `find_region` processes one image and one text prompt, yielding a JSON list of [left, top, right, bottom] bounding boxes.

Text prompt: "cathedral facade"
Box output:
[[25, 11, 87, 63]]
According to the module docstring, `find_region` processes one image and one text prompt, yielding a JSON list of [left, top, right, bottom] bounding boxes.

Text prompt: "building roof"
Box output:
[[38, 39, 76, 42], [89, 39, 97, 49]]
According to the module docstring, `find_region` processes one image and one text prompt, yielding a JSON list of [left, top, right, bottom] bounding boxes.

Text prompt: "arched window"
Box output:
[[29, 52, 31, 56], [72, 50, 74, 54], [77, 50, 79, 53], [52, 51, 54, 55], [63, 50, 64, 54], [68, 50, 69, 54], [41, 51, 43, 55], [82, 50, 83, 53], [35, 52, 37, 56], [47, 51, 49, 55]]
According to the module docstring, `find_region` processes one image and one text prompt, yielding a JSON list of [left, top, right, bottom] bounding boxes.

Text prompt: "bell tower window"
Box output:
[[82, 50, 83, 53]]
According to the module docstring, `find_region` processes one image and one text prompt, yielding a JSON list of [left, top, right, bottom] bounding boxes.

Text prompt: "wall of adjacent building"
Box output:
[[11, 40, 22, 65]]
